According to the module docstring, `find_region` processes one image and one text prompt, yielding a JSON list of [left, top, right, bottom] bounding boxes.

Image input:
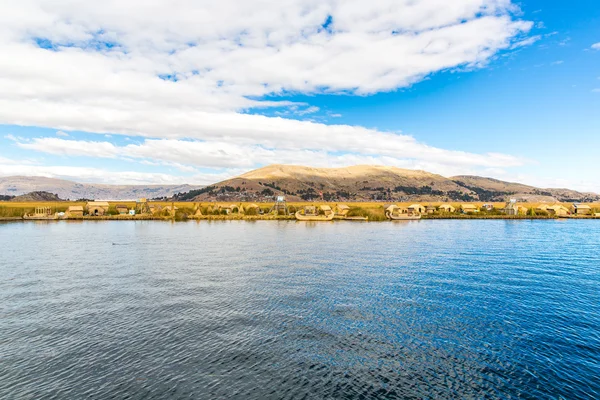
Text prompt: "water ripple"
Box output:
[[0, 220, 599, 399]]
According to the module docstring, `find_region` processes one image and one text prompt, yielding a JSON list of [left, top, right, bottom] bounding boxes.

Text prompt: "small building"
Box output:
[[461, 204, 479, 213], [546, 205, 569, 216], [535, 204, 550, 213], [319, 205, 334, 217], [66, 205, 84, 217], [425, 205, 437, 214], [482, 204, 494, 211], [334, 204, 351, 217], [572, 204, 592, 215], [408, 204, 425, 214], [86, 201, 110, 216], [219, 204, 240, 214], [115, 204, 128, 215], [438, 204, 456, 213], [385, 205, 408, 215], [243, 203, 261, 215]]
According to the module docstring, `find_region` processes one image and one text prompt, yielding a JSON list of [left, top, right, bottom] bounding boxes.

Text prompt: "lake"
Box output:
[[1, 220, 599, 399]]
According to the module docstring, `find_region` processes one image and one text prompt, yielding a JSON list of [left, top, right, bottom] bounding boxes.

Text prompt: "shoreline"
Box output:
[[2, 215, 599, 222]]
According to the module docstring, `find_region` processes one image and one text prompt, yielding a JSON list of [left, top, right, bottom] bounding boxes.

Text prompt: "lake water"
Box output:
[[1, 220, 599, 399]]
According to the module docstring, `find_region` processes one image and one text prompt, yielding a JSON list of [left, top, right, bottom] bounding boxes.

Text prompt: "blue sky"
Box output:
[[0, 0, 599, 191]]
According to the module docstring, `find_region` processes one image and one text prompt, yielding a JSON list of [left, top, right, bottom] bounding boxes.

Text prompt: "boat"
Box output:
[[295, 205, 335, 221], [23, 207, 59, 220], [385, 205, 421, 220]]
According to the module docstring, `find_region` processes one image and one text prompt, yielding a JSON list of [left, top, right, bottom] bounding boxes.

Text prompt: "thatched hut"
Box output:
[[334, 204, 350, 217], [438, 204, 455, 213], [425, 205, 436, 214], [408, 204, 425, 214], [319, 205, 334, 217], [115, 204, 128, 215], [86, 201, 109, 216], [546, 205, 569, 216], [461, 204, 479, 213], [66, 205, 84, 217], [535, 204, 550, 213], [482, 204, 494, 211], [571, 204, 592, 215]]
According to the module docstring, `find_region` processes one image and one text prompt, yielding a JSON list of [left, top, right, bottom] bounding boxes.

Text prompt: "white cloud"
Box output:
[[56, 130, 69, 137], [15, 135, 526, 175], [592, 42, 600, 50], [0, 1, 536, 184]]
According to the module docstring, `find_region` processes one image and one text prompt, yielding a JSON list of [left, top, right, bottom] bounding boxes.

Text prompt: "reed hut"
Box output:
[[438, 204, 455, 213], [319, 205, 334, 217], [535, 204, 550, 213], [115, 204, 128, 215], [408, 204, 425, 214], [334, 204, 351, 217], [66, 205, 84, 217], [385, 205, 408, 215], [86, 201, 109, 216], [482, 204, 494, 211], [546, 205, 569, 216], [425, 205, 436, 214], [571, 204, 592, 215], [244, 203, 261, 215], [461, 204, 479, 213]]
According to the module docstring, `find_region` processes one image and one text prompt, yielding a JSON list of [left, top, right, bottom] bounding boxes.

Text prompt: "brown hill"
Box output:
[[181, 164, 599, 203], [450, 176, 600, 203], [10, 191, 64, 202]]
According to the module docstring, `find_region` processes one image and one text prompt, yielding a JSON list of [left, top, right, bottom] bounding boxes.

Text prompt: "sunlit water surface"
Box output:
[[1, 220, 599, 399]]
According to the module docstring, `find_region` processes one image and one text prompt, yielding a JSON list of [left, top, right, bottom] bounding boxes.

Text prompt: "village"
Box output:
[[8, 197, 600, 222]]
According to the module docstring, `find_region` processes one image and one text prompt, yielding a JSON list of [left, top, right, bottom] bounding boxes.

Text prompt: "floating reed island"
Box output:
[[2, 198, 600, 222]]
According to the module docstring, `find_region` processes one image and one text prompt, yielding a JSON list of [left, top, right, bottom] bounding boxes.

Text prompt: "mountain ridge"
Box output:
[[0, 176, 203, 201], [1, 166, 597, 203], [179, 164, 600, 203]]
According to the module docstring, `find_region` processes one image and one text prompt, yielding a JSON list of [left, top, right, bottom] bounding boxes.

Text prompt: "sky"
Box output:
[[0, 0, 599, 191]]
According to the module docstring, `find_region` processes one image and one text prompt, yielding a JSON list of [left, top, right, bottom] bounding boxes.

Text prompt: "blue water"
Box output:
[[1, 220, 599, 399]]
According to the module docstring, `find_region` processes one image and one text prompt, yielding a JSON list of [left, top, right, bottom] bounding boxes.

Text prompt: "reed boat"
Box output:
[[23, 214, 59, 220], [344, 216, 369, 221], [23, 207, 59, 220], [385, 205, 421, 221], [295, 205, 335, 221]]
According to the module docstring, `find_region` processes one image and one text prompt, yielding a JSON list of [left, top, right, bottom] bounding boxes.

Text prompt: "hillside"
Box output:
[[0, 176, 203, 201], [182, 164, 600, 203], [10, 191, 64, 202]]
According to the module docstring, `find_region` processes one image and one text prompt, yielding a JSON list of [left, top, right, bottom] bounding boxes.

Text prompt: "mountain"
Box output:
[[0, 176, 203, 201], [179, 164, 599, 203], [10, 191, 64, 202]]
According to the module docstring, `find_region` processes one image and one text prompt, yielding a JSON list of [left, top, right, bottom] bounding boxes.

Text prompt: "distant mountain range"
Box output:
[[0, 176, 203, 201], [173, 165, 600, 203], [1, 166, 598, 203]]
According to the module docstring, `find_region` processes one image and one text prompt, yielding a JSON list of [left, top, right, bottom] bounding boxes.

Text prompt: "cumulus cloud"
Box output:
[[592, 42, 600, 50], [55, 130, 69, 137], [0, 0, 535, 183]]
